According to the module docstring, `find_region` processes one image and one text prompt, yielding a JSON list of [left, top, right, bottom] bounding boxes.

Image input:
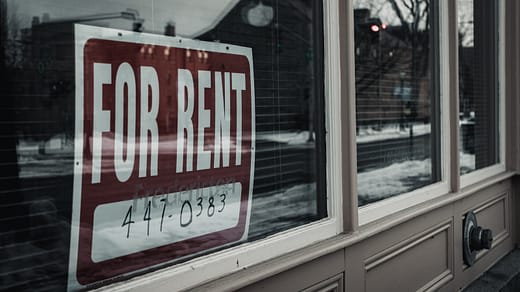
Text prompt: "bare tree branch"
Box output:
[[402, 0, 413, 12], [388, 0, 410, 34]]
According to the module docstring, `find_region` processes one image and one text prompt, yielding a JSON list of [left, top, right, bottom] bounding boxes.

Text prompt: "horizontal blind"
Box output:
[[458, 0, 499, 175], [353, 1, 440, 206], [200, 0, 325, 238], [0, 0, 326, 290]]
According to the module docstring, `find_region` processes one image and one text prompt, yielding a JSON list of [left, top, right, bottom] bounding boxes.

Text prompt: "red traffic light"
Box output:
[[370, 24, 380, 32]]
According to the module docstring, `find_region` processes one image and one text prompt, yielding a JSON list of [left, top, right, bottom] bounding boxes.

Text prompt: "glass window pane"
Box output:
[[458, 0, 499, 175], [0, 0, 326, 289], [354, 0, 441, 206]]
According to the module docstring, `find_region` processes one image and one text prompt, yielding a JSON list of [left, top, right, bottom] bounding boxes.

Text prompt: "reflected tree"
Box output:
[[392, 0, 430, 124], [4, 1, 24, 68], [354, 0, 439, 199], [354, 0, 431, 125]]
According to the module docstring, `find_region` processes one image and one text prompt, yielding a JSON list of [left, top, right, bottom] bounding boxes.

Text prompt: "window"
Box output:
[[353, 0, 441, 206], [458, 0, 500, 175], [0, 0, 329, 290]]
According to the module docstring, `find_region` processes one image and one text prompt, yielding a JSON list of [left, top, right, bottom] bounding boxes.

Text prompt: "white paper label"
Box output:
[[91, 182, 242, 262]]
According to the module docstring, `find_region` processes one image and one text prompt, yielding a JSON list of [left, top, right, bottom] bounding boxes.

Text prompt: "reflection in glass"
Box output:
[[354, 0, 440, 206], [0, 0, 325, 290], [458, 0, 499, 175]]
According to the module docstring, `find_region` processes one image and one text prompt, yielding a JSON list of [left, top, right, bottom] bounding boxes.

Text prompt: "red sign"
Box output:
[[69, 25, 255, 287]]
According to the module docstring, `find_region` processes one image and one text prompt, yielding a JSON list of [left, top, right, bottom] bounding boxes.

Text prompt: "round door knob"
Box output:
[[470, 226, 493, 251], [480, 229, 493, 250], [463, 211, 494, 266]]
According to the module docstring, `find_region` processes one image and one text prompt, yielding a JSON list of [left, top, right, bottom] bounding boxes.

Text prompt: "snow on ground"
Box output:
[[356, 123, 431, 144], [15, 129, 478, 210], [358, 158, 432, 203], [460, 152, 476, 174], [256, 131, 314, 145], [358, 151, 476, 204], [17, 135, 75, 178], [16, 124, 432, 179], [249, 183, 317, 237], [255, 124, 431, 145]]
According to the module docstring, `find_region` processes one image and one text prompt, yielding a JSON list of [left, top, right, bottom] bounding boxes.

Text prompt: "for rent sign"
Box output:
[[68, 24, 255, 288]]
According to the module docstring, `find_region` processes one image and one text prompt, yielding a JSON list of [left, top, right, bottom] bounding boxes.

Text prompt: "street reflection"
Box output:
[[1, 0, 324, 290], [354, 0, 438, 205]]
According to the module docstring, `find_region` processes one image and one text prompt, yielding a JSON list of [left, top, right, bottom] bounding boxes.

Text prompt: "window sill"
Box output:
[[359, 163, 510, 227], [117, 171, 515, 292], [460, 163, 507, 189], [357, 171, 515, 232], [92, 217, 340, 292], [358, 182, 450, 226]]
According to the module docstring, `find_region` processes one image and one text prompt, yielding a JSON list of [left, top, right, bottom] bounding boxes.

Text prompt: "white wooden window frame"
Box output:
[[459, 0, 506, 188], [358, 0, 507, 225], [358, 0, 452, 225], [94, 1, 343, 291]]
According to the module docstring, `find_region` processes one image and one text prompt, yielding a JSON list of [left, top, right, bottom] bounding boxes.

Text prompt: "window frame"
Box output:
[[357, 0, 452, 225], [459, 0, 506, 188], [356, 0, 508, 226], [3, 0, 511, 290], [91, 1, 344, 291]]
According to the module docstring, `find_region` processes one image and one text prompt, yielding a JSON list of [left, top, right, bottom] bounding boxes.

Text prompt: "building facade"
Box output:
[[1, 0, 519, 291]]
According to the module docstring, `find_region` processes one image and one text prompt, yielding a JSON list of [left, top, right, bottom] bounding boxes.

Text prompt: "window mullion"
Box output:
[[447, 0, 460, 193], [339, 0, 358, 232], [505, 0, 520, 172]]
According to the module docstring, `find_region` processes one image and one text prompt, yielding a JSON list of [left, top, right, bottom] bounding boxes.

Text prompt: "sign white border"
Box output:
[[73, 1, 343, 290], [68, 24, 256, 290]]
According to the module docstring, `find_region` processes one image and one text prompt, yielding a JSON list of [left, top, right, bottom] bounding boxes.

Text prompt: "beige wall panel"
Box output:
[[301, 273, 344, 292], [457, 183, 511, 268], [190, 179, 514, 292], [361, 206, 454, 258], [453, 183, 514, 290], [474, 195, 509, 248], [459, 180, 511, 212], [238, 249, 345, 292], [364, 223, 452, 292], [514, 177, 520, 246]]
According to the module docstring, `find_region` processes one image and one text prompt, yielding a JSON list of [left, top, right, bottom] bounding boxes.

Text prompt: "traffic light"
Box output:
[[354, 15, 387, 58], [366, 18, 385, 41], [370, 24, 380, 32], [355, 17, 385, 44]]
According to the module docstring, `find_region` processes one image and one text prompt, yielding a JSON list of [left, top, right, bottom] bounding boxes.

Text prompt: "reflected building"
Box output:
[[1, 0, 519, 291], [354, 8, 432, 128], [354, 7, 435, 181]]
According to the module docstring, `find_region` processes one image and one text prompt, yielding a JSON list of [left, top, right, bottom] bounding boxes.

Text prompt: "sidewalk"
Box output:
[[463, 249, 520, 292]]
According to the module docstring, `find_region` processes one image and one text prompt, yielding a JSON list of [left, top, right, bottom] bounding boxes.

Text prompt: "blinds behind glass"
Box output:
[[0, 0, 326, 290]]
